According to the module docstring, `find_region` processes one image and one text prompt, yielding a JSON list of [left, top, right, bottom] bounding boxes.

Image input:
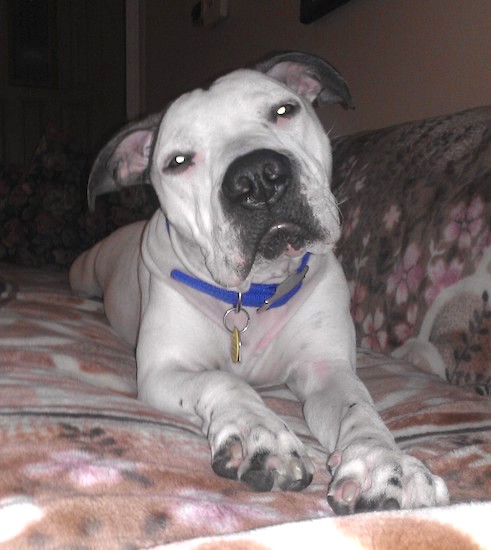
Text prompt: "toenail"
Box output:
[[293, 464, 303, 480], [328, 452, 342, 469], [342, 481, 359, 503]]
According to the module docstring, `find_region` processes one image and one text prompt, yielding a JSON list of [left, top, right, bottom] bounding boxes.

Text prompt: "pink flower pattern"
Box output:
[[425, 258, 464, 306], [349, 281, 368, 324], [383, 205, 401, 231], [443, 198, 484, 249], [343, 206, 360, 237], [393, 303, 418, 344], [336, 179, 488, 355], [387, 243, 423, 304], [361, 308, 388, 352]]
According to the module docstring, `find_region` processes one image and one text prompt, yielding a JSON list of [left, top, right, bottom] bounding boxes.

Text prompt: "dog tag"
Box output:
[[231, 327, 242, 363], [224, 293, 249, 364], [257, 264, 309, 313]]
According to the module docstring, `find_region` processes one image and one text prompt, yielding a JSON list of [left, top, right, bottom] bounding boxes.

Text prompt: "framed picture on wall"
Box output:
[[8, 0, 58, 88], [300, 0, 351, 23]]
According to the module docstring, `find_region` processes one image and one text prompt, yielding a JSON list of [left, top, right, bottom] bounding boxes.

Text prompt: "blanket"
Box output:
[[1, 264, 490, 547]]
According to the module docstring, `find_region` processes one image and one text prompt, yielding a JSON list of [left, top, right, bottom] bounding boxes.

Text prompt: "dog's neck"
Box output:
[[170, 252, 310, 311], [165, 215, 308, 293]]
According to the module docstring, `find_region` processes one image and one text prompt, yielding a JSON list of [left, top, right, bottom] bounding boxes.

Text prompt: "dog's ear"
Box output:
[[256, 51, 354, 109], [87, 113, 162, 210]]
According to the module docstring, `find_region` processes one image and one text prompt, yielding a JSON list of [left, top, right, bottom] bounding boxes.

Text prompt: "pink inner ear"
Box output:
[[114, 130, 153, 183], [267, 62, 322, 102]]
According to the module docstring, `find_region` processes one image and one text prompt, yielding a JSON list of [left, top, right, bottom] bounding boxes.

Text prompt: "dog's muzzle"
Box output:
[[220, 149, 326, 275], [222, 149, 292, 210]]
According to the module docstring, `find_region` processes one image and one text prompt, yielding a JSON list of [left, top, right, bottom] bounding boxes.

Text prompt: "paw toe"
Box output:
[[277, 458, 313, 492], [240, 450, 313, 492], [241, 467, 276, 492], [327, 479, 362, 515], [212, 436, 243, 480], [328, 485, 401, 515], [354, 495, 401, 513], [240, 450, 275, 491], [327, 447, 449, 514]]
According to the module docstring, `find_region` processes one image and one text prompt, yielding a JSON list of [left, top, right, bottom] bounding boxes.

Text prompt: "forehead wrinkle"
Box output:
[[156, 71, 313, 170], [166, 71, 294, 131], [212, 68, 292, 96], [158, 107, 222, 155]]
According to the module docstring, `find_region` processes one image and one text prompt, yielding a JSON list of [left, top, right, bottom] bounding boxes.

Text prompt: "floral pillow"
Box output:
[[0, 125, 158, 268], [0, 125, 90, 267], [331, 106, 491, 395]]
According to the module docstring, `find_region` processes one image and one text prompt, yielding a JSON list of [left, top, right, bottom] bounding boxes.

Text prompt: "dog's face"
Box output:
[[88, 53, 353, 289], [151, 69, 340, 287]]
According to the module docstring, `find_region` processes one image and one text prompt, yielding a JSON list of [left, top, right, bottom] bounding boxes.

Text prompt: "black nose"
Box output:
[[221, 149, 292, 209]]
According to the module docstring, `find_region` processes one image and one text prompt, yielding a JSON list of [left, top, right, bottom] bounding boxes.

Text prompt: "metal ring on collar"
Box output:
[[223, 307, 250, 334]]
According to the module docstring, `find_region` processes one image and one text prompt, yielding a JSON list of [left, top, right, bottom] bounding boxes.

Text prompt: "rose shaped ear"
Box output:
[[87, 113, 162, 210], [256, 51, 354, 109]]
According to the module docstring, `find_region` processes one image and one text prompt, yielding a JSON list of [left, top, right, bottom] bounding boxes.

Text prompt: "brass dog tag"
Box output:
[[224, 293, 249, 365], [231, 326, 242, 364]]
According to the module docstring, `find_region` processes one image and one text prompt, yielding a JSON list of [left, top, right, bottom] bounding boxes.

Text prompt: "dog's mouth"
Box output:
[[257, 223, 309, 260]]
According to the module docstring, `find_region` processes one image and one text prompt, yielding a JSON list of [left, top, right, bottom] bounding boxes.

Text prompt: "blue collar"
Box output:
[[170, 252, 310, 309]]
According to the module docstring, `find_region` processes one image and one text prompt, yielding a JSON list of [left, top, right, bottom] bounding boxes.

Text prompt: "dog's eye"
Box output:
[[166, 153, 194, 172], [273, 102, 299, 121]]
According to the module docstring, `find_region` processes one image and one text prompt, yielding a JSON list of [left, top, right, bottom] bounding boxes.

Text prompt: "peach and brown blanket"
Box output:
[[1, 263, 490, 548]]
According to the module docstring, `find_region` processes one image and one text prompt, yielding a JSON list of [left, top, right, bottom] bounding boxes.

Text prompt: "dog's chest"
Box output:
[[224, 308, 294, 385], [172, 280, 297, 384]]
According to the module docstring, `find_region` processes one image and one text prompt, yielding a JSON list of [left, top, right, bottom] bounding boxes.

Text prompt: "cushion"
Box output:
[[0, 126, 88, 267], [0, 125, 159, 269], [332, 106, 491, 395]]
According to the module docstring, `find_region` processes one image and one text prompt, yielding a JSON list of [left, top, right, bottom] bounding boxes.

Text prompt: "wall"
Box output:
[[142, 0, 491, 136], [0, 0, 126, 163]]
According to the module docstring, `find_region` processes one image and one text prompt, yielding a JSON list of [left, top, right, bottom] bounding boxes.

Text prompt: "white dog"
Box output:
[[70, 52, 448, 514]]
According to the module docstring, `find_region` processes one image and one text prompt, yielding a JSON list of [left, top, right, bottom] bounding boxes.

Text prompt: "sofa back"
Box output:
[[332, 106, 491, 396]]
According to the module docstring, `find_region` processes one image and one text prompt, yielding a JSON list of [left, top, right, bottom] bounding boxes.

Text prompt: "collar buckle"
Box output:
[[257, 263, 309, 313]]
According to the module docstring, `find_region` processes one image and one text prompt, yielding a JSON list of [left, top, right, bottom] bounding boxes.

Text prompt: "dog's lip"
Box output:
[[261, 222, 305, 245], [257, 222, 307, 259], [265, 222, 302, 235]]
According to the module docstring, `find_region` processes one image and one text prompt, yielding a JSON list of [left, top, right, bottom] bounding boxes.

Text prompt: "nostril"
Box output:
[[236, 176, 253, 197], [222, 175, 254, 204], [263, 162, 282, 181]]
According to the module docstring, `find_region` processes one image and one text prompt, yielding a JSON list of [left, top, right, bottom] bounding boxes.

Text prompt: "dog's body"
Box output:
[[70, 53, 448, 514]]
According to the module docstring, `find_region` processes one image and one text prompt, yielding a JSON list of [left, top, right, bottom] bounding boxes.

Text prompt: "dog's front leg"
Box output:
[[291, 364, 449, 513], [138, 360, 314, 492]]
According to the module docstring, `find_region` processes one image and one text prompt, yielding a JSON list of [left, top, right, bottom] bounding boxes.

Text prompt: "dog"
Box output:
[[70, 52, 449, 514]]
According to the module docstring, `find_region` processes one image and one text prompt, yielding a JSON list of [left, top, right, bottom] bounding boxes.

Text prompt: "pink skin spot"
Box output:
[[254, 310, 297, 355], [308, 361, 331, 385], [255, 329, 279, 352], [286, 244, 305, 257], [275, 116, 291, 128], [290, 360, 331, 398], [193, 151, 204, 162]]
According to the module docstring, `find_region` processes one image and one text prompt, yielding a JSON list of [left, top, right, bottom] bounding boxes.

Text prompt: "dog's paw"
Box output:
[[211, 423, 313, 492], [326, 444, 449, 515]]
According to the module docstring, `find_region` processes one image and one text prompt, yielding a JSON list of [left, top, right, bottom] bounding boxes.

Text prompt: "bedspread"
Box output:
[[1, 263, 491, 548]]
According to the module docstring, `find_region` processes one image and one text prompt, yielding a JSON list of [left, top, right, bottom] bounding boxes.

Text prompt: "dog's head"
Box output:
[[88, 52, 353, 289]]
